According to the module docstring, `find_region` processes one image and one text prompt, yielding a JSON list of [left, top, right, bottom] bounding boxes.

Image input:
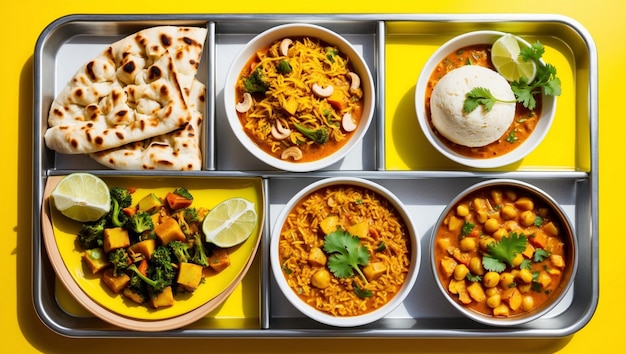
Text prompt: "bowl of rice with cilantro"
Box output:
[[270, 177, 420, 327]]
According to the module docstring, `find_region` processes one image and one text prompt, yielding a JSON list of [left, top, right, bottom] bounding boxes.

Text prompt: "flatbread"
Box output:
[[44, 26, 207, 155], [89, 79, 205, 170]]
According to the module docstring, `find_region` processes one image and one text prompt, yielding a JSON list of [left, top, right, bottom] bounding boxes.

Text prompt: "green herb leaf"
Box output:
[[533, 248, 550, 262], [461, 221, 475, 237], [506, 129, 518, 143], [533, 216, 544, 227], [352, 281, 373, 298], [482, 232, 528, 272], [464, 87, 516, 113], [324, 229, 370, 283], [466, 273, 482, 282]]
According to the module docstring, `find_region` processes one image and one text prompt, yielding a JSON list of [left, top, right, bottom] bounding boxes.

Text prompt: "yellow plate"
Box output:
[[41, 175, 264, 331]]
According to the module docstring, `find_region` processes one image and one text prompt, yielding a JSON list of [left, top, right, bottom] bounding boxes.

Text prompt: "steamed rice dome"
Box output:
[[430, 65, 515, 147]]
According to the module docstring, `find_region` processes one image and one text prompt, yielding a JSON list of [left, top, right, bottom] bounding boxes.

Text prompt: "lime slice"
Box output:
[[491, 34, 537, 83], [51, 173, 111, 222], [202, 198, 257, 248]]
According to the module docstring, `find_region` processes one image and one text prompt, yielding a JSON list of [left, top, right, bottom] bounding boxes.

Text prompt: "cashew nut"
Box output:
[[342, 112, 357, 132], [271, 119, 291, 140], [281, 146, 303, 161], [348, 72, 360, 91], [236, 92, 253, 113], [280, 38, 293, 56], [312, 83, 334, 98]]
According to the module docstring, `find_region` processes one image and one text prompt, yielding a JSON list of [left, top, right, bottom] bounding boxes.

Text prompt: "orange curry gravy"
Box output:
[[425, 44, 542, 159]]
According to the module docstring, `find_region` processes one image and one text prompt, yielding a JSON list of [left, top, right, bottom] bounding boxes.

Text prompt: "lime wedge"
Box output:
[[202, 198, 257, 248], [51, 173, 111, 222], [491, 34, 537, 83]]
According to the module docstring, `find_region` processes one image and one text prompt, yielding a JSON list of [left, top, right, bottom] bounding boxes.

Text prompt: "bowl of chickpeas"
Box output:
[[430, 179, 577, 326]]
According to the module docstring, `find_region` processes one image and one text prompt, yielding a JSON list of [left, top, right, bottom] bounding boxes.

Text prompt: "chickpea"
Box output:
[[483, 272, 500, 288], [456, 203, 470, 217], [499, 272, 515, 288], [504, 190, 517, 201], [517, 268, 533, 283], [501, 205, 517, 220], [460, 237, 477, 252], [484, 218, 500, 234], [468, 257, 485, 275], [492, 228, 508, 241], [479, 236, 496, 251], [453, 264, 470, 281], [512, 253, 524, 267], [476, 210, 489, 224], [522, 295, 535, 312], [485, 287, 500, 297], [493, 304, 510, 317], [520, 210, 536, 227], [486, 294, 502, 308], [490, 189, 503, 205]]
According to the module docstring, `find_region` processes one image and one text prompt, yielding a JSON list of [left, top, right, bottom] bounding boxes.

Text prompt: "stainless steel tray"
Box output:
[[32, 14, 598, 338]]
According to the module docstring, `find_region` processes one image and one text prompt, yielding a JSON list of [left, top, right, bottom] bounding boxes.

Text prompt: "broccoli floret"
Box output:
[[190, 233, 209, 267], [244, 66, 269, 94], [108, 187, 132, 228], [126, 272, 148, 302], [276, 60, 292, 74], [294, 123, 329, 145], [127, 263, 169, 295], [169, 240, 191, 263], [108, 248, 130, 276], [77, 218, 107, 249], [151, 246, 174, 269], [125, 211, 154, 239], [183, 207, 199, 223], [173, 187, 193, 201]]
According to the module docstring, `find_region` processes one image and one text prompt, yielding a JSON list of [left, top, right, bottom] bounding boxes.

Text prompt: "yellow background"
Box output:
[[2, 1, 620, 353]]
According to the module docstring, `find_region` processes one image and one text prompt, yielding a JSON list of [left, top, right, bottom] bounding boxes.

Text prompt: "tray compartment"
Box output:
[[32, 14, 598, 338], [213, 19, 381, 172]]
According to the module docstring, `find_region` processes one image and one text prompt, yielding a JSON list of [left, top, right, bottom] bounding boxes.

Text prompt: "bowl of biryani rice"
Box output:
[[415, 31, 557, 168], [224, 23, 375, 172], [270, 177, 420, 327]]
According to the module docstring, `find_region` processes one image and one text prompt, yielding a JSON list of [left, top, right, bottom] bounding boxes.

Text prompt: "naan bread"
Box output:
[[89, 79, 205, 170], [44, 26, 207, 156]]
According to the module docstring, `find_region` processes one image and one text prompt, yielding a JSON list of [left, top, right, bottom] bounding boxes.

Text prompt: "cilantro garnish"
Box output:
[[461, 221, 475, 237], [352, 281, 373, 299], [464, 87, 516, 113], [482, 232, 528, 272], [323, 229, 370, 283], [466, 273, 482, 282], [506, 129, 518, 144], [464, 39, 561, 113], [533, 216, 544, 227], [533, 248, 550, 262]]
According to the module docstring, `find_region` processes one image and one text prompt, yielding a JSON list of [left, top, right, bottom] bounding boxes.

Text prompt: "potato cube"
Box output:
[[319, 215, 339, 235], [307, 247, 327, 267], [448, 279, 471, 304], [103, 227, 130, 253], [154, 217, 186, 245], [439, 256, 457, 278], [208, 248, 231, 273], [101, 268, 130, 294], [137, 192, 163, 214], [348, 221, 369, 238], [467, 282, 486, 303], [82, 248, 110, 274], [128, 239, 156, 260], [150, 286, 174, 308], [177, 262, 204, 292], [363, 261, 387, 281], [447, 215, 464, 232], [502, 287, 522, 311], [123, 288, 145, 304]]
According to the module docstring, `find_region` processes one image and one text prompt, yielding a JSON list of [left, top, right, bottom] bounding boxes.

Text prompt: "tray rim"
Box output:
[[31, 13, 598, 338]]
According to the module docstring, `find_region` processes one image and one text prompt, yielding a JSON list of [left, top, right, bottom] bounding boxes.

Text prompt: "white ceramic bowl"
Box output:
[[430, 179, 577, 326], [224, 23, 375, 172], [415, 31, 557, 168], [270, 177, 420, 326]]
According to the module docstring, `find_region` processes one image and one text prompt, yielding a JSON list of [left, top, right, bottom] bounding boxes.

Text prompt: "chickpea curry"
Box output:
[[425, 44, 542, 159], [433, 185, 572, 318]]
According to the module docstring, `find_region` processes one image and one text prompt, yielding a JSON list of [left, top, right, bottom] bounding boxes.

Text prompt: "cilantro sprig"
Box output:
[[323, 229, 370, 284], [482, 232, 528, 272], [464, 39, 561, 113]]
